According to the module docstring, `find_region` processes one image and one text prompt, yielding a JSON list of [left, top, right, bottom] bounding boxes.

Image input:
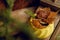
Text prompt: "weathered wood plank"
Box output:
[[50, 15, 60, 40], [40, 0, 60, 8]]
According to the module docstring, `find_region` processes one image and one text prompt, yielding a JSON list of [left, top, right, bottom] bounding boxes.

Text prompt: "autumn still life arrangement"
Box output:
[[0, 0, 57, 40]]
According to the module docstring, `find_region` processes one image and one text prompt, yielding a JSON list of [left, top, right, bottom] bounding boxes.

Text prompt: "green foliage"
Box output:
[[15, 22, 36, 40], [6, 0, 15, 9], [0, 0, 37, 40], [25, 10, 36, 18], [0, 26, 6, 36], [0, 0, 15, 39]]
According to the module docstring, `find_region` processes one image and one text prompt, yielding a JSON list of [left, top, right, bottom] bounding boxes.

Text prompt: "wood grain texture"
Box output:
[[40, 0, 60, 8], [50, 15, 60, 40]]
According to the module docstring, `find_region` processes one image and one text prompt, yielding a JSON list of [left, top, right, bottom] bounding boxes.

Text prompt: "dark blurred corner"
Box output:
[[13, 0, 40, 11]]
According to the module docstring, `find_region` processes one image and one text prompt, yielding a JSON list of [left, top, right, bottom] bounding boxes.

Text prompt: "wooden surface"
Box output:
[[50, 21, 60, 40], [50, 15, 60, 40], [40, 0, 60, 8]]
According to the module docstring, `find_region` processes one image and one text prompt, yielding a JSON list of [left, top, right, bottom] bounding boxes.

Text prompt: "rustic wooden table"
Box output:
[[40, 0, 60, 8], [50, 15, 60, 40]]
